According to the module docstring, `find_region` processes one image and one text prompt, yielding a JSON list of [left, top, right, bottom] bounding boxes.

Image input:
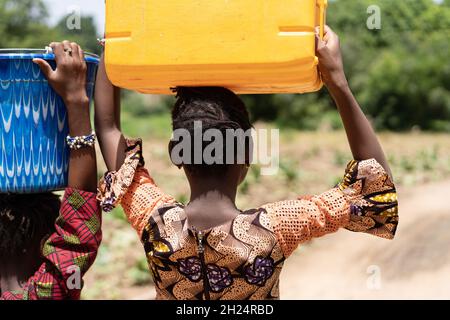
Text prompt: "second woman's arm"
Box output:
[[94, 54, 128, 172]]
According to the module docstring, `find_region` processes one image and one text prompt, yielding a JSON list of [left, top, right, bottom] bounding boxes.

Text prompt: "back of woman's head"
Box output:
[[0, 192, 60, 260], [170, 87, 252, 177]]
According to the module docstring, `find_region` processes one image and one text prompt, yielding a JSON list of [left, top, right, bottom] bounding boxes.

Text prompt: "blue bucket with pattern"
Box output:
[[0, 49, 99, 193]]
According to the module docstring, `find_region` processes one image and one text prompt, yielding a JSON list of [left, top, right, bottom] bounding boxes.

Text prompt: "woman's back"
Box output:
[[98, 140, 398, 300], [144, 203, 282, 299], [94, 32, 400, 299]]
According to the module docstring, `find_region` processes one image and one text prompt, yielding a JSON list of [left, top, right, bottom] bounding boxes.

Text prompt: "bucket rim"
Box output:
[[0, 48, 99, 62]]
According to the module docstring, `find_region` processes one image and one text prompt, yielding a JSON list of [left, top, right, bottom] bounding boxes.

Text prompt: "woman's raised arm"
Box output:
[[94, 54, 128, 172], [316, 25, 392, 178]]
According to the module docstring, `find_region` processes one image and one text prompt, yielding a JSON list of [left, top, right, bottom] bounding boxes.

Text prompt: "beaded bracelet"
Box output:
[[66, 131, 97, 150]]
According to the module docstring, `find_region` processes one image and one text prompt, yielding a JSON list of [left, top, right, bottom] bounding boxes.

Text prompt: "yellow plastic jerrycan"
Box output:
[[105, 0, 328, 95]]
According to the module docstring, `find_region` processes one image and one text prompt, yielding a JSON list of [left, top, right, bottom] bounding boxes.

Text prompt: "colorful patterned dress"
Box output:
[[0, 189, 101, 300], [98, 139, 398, 300]]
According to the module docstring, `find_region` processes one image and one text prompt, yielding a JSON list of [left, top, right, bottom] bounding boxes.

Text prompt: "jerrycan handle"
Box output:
[[318, 0, 328, 39]]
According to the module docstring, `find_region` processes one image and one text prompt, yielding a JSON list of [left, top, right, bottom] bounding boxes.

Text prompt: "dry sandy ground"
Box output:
[[280, 179, 450, 300], [124, 179, 450, 300]]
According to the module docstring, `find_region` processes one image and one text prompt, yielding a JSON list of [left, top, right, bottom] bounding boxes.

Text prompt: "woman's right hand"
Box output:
[[315, 25, 349, 90]]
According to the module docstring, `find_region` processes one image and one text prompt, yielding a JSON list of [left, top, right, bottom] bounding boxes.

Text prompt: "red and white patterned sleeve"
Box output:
[[0, 189, 101, 300]]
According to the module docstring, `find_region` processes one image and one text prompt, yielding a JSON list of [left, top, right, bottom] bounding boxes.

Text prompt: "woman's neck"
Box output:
[[190, 190, 237, 210], [0, 274, 22, 293], [0, 254, 40, 293], [186, 179, 240, 230], [0, 264, 26, 293], [189, 174, 238, 202]]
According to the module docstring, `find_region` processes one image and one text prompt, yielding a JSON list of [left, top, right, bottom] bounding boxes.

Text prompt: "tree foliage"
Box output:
[[247, 0, 450, 131], [0, 0, 100, 53], [1, 0, 449, 131]]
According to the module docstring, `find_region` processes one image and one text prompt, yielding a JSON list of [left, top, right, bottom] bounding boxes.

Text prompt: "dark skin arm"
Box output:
[[94, 54, 127, 172], [34, 41, 97, 192], [316, 26, 392, 178]]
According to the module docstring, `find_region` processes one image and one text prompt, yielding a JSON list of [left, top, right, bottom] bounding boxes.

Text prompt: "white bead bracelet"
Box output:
[[66, 131, 97, 150]]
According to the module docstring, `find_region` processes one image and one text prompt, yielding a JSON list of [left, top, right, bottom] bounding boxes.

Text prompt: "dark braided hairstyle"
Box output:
[[170, 87, 253, 176], [0, 192, 60, 260]]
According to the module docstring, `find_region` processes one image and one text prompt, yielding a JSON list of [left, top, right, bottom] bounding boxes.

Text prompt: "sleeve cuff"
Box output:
[[97, 138, 144, 212], [338, 159, 399, 239]]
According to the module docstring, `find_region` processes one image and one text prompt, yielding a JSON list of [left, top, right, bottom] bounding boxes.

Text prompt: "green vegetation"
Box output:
[[127, 258, 152, 286], [1, 0, 448, 132], [0, 0, 100, 54], [243, 0, 450, 131]]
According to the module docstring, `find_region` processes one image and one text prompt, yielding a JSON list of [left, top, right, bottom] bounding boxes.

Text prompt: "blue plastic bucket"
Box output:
[[0, 49, 99, 193]]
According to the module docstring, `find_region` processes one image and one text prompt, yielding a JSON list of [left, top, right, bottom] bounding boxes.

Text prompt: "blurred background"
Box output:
[[1, 0, 449, 299]]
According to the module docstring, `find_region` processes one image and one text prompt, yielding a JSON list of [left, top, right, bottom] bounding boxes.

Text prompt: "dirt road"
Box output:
[[280, 179, 450, 299]]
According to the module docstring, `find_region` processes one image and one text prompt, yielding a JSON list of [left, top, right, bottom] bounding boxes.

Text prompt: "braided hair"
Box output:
[[170, 87, 253, 176], [0, 193, 60, 260]]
